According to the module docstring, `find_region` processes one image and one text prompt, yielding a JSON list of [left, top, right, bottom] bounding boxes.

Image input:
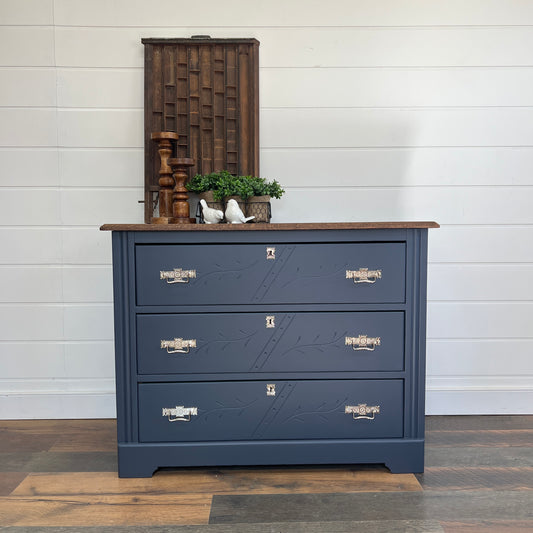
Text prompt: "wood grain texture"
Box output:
[[10, 468, 421, 498], [441, 521, 533, 533], [0, 494, 211, 527], [0, 473, 26, 496], [208, 491, 533, 524], [426, 429, 533, 448], [0, 418, 532, 529], [100, 221, 440, 231], [417, 467, 533, 491], [0, 520, 445, 533]]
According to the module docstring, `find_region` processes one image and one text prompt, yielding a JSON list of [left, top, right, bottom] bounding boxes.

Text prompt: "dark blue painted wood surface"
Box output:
[[138, 379, 403, 442], [136, 312, 405, 374], [135, 242, 406, 306], [110, 227, 429, 477]]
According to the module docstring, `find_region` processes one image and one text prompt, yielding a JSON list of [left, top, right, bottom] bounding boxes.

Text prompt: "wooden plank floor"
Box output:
[[0, 416, 531, 532]]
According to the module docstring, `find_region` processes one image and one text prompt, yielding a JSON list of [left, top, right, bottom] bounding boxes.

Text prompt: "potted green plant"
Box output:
[[246, 177, 285, 223], [186, 172, 223, 208]]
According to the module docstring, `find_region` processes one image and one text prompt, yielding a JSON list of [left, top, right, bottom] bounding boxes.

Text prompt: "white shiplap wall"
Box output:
[[1, 0, 532, 418]]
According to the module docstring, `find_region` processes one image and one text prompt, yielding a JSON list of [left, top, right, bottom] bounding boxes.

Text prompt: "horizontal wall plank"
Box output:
[[0, 229, 62, 264], [0, 0, 53, 25], [0, 305, 63, 341], [62, 229, 112, 264], [426, 389, 533, 415], [427, 302, 533, 339], [0, 266, 62, 303], [63, 304, 113, 341], [262, 108, 533, 149], [0, 378, 114, 394], [0, 344, 65, 377], [0, 109, 57, 147], [0, 27, 54, 67], [263, 147, 533, 187], [57, 109, 143, 148], [428, 264, 533, 301], [0, 342, 114, 379], [61, 188, 144, 225], [262, 68, 533, 108], [427, 340, 533, 376], [0, 342, 114, 380], [57, 67, 533, 109], [54, 27, 533, 68], [62, 266, 112, 302], [0, 68, 56, 107], [0, 392, 116, 419], [53, 0, 533, 27], [57, 68, 142, 108], [59, 149, 143, 187], [64, 342, 114, 377], [429, 227, 533, 263], [0, 149, 59, 186], [0, 189, 60, 225], [271, 187, 533, 225], [57, 107, 533, 149]]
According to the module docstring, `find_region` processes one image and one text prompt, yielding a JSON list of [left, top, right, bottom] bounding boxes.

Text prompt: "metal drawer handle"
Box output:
[[345, 404, 380, 420], [162, 405, 198, 422], [160, 338, 197, 354], [345, 335, 381, 351], [160, 268, 197, 283], [346, 268, 382, 284]]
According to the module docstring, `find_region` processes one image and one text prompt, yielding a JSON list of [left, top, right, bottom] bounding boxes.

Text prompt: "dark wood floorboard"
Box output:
[[426, 429, 533, 447], [208, 490, 533, 524], [0, 452, 117, 472], [0, 473, 26, 497], [425, 446, 533, 467], [416, 467, 533, 490], [425, 415, 533, 430], [0, 416, 531, 529], [0, 521, 445, 532]]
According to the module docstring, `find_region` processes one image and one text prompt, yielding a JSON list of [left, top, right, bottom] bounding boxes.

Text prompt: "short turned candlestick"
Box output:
[[151, 131, 179, 224], [168, 157, 196, 224]]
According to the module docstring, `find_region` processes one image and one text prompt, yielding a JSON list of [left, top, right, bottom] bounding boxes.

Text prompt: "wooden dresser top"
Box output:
[[100, 222, 439, 232]]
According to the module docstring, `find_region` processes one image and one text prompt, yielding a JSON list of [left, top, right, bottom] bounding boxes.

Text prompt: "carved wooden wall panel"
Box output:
[[143, 37, 259, 223]]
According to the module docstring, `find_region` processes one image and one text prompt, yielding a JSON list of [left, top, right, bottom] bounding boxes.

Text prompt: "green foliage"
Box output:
[[266, 179, 285, 199], [186, 171, 284, 200]]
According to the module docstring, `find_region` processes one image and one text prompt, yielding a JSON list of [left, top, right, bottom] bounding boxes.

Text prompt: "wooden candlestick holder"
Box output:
[[168, 157, 196, 224], [150, 131, 179, 224]]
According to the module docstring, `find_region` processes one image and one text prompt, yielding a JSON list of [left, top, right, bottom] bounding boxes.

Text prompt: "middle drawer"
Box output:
[[137, 312, 404, 374]]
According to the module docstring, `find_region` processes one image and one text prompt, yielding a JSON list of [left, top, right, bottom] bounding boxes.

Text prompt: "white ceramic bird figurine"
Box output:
[[200, 199, 224, 224], [225, 198, 255, 224]]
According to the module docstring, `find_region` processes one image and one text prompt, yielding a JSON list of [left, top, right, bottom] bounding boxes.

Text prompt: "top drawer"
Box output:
[[135, 242, 406, 306]]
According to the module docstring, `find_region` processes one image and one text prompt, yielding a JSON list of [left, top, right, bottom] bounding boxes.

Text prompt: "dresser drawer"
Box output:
[[138, 379, 404, 442], [137, 311, 404, 374], [135, 242, 406, 306]]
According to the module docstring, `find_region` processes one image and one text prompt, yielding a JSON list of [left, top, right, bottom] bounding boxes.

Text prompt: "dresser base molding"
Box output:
[[117, 439, 424, 478]]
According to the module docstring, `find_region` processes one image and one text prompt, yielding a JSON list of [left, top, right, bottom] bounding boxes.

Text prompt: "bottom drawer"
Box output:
[[138, 380, 404, 442]]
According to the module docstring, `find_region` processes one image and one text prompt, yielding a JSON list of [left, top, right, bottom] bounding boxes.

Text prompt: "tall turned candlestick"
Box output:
[[168, 157, 196, 224], [151, 131, 179, 224]]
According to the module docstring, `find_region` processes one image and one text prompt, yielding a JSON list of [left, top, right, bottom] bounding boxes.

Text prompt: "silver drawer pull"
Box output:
[[160, 268, 197, 284], [162, 405, 198, 422], [345, 404, 380, 420], [346, 268, 382, 284], [345, 335, 381, 351], [160, 338, 197, 354]]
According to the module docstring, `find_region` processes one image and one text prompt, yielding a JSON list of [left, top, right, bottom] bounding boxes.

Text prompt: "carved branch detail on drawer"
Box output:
[[280, 397, 349, 425], [198, 398, 261, 421]]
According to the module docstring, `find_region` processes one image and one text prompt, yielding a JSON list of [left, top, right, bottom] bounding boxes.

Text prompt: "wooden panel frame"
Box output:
[[142, 37, 260, 223]]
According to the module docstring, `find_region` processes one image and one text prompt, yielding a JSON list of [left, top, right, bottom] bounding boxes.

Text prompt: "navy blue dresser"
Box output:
[[101, 222, 438, 477]]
